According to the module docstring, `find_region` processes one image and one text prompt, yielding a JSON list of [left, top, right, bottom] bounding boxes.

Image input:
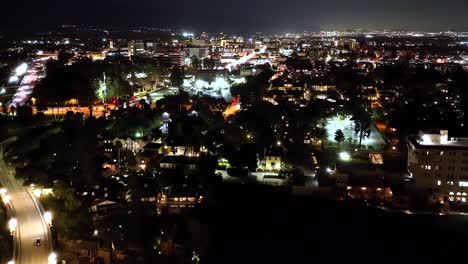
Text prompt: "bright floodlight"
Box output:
[[33, 189, 42, 198], [3, 194, 11, 204], [48, 252, 57, 264], [8, 218, 17, 234], [15, 63, 28, 76], [339, 151, 351, 161], [44, 211, 52, 226], [421, 134, 432, 144], [0, 188, 7, 196], [8, 76, 19, 84], [326, 167, 333, 173]]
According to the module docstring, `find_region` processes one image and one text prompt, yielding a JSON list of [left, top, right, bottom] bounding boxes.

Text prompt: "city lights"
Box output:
[[44, 211, 53, 226], [33, 189, 42, 198], [3, 194, 11, 204], [8, 218, 17, 235], [15, 63, 28, 76], [1, 13, 468, 264], [48, 252, 57, 264]]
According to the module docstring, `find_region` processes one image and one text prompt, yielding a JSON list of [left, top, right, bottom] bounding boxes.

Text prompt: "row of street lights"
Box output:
[[1, 187, 55, 264]]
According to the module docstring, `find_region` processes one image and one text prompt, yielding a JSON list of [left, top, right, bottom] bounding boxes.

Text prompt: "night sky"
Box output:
[[1, 0, 467, 33]]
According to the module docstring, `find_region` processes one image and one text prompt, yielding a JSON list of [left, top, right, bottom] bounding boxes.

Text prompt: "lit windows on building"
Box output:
[[459, 181, 468, 187]]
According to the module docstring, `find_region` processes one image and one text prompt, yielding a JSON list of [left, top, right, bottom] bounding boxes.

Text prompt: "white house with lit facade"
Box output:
[[407, 130, 468, 203]]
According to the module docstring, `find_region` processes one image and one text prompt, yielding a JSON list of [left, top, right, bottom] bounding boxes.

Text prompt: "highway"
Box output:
[[0, 145, 53, 264]]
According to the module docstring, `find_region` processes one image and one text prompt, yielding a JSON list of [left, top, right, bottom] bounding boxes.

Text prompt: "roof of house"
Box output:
[[144, 142, 163, 150], [91, 198, 120, 208], [265, 147, 283, 157], [169, 186, 199, 197], [160, 155, 198, 165], [263, 174, 285, 180]]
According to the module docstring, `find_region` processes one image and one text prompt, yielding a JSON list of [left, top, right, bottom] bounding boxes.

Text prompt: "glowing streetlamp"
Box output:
[[3, 194, 11, 204], [48, 252, 57, 264], [33, 189, 42, 198], [44, 212, 52, 227], [8, 218, 17, 235], [339, 151, 351, 161]]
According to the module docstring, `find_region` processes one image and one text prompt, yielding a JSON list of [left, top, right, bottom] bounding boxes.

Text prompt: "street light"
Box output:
[[8, 218, 17, 235], [44, 212, 52, 226], [3, 194, 11, 204], [339, 151, 351, 161], [48, 252, 57, 264], [33, 189, 42, 198]]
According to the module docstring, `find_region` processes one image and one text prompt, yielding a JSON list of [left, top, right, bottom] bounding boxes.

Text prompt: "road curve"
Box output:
[[0, 152, 52, 264]]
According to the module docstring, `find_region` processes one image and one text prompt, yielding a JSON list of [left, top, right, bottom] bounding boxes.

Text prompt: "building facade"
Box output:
[[407, 130, 468, 203], [153, 51, 185, 67]]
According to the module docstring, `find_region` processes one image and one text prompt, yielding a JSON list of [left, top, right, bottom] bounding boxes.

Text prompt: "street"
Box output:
[[0, 149, 52, 264]]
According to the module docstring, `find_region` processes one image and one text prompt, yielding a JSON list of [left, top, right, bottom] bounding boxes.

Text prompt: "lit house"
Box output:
[[157, 187, 203, 214], [407, 130, 468, 203], [258, 147, 283, 171], [159, 155, 198, 171]]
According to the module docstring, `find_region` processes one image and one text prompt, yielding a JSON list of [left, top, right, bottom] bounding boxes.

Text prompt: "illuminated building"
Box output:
[[153, 50, 185, 67], [157, 187, 203, 214], [90, 52, 106, 61], [134, 40, 145, 54], [191, 39, 207, 47], [128, 40, 135, 57], [185, 47, 208, 59], [407, 130, 468, 203], [258, 147, 283, 171]]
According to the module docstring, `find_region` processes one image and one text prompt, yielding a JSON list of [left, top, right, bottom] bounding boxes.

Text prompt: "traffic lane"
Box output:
[[0, 172, 51, 264], [9, 189, 50, 264]]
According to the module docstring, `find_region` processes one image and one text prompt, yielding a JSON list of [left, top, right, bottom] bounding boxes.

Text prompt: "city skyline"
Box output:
[[1, 0, 468, 33]]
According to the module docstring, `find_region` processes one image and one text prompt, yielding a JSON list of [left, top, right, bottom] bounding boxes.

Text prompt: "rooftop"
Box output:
[[410, 130, 468, 149]]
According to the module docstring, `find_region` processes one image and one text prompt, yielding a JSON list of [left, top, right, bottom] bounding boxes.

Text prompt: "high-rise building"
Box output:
[[134, 40, 145, 54], [407, 130, 468, 203], [153, 50, 185, 67], [128, 40, 135, 58]]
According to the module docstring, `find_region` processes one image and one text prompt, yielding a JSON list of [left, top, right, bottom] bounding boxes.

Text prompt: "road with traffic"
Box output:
[[0, 143, 53, 264]]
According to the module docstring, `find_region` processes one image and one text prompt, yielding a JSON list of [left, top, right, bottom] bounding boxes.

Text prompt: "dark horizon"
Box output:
[[1, 0, 468, 34]]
